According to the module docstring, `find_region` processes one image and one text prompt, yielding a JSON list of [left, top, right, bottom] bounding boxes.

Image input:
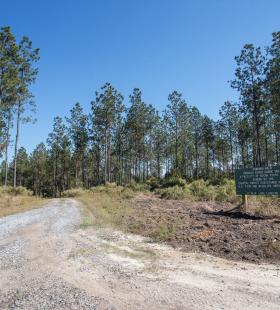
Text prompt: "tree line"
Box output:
[[0, 26, 279, 197], [0, 26, 39, 188]]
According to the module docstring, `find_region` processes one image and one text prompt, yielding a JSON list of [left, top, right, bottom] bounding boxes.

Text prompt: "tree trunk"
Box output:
[[104, 128, 108, 184], [157, 144, 160, 179], [4, 109, 12, 186], [108, 130, 111, 183], [13, 102, 21, 188], [206, 143, 209, 178], [229, 127, 234, 175], [75, 157, 78, 187], [195, 140, 198, 179], [275, 132, 279, 164]]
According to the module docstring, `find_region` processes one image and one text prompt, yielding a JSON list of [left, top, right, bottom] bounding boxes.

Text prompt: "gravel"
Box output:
[[0, 198, 280, 310], [0, 274, 101, 310], [0, 199, 111, 310], [0, 239, 28, 269]]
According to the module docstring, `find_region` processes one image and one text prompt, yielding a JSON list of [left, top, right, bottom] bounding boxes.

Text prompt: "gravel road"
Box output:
[[0, 199, 279, 309]]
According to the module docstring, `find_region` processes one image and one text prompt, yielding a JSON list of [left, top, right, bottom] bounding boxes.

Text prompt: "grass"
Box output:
[[70, 184, 183, 243], [61, 181, 280, 252], [61, 183, 145, 230], [250, 196, 280, 217], [0, 186, 46, 217], [75, 185, 134, 230], [149, 222, 178, 242]]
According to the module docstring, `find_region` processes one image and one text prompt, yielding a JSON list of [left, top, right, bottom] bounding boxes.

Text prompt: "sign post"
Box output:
[[242, 194, 248, 211], [235, 166, 280, 210]]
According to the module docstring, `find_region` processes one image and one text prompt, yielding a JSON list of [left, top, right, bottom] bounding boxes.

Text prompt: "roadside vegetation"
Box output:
[[61, 181, 280, 263], [62, 183, 140, 229], [62, 177, 280, 222], [0, 186, 45, 217]]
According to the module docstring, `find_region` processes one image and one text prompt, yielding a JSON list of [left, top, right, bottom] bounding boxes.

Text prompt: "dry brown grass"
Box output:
[[0, 192, 46, 218], [250, 197, 280, 217]]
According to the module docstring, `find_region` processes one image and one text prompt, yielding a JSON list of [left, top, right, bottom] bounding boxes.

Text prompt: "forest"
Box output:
[[0, 26, 279, 197]]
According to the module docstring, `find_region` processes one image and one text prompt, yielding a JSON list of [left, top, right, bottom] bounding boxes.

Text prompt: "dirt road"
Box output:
[[0, 199, 279, 309]]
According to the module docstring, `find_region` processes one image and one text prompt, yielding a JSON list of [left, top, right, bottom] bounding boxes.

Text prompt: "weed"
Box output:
[[149, 222, 177, 242]]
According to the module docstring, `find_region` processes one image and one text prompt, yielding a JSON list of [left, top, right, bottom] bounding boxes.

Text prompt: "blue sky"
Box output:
[[1, 0, 280, 153]]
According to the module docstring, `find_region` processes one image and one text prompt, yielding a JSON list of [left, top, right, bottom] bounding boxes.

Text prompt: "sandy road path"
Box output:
[[0, 199, 279, 310]]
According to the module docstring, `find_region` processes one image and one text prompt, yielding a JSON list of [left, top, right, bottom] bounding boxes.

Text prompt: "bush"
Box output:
[[61, 188, 85, 197], [0, 186, 32, 196], [105, 182, 118, 188], [187, 179, 216, 201], [126, 180, 149, 192], [120, 187, 135, 199], [90, 184, 121, 194], [215, 179, 237, 202], [163, 176, 186, 188], [155, 186, 191, 200], [146, 177, 161, 190], [89, 184, 135, 199]]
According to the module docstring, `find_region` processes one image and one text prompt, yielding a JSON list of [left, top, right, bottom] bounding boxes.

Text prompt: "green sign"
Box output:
[[235, 166, 280, 195]]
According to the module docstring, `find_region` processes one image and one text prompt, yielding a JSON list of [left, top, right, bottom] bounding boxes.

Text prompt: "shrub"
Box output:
[[120, 187, 135, 199], [146, 177, 161, 190], [0, 186, 32, 196], [89, 185, 108, 193], [89, 184, 135, 199], [61, 188, 85, 197], [126, 180, 149, 192], [105, 182, 117, 188], [163, 176, 186, 188], [215, 179, 237, 202], [187, 179, 216, 201], [155, 186, 191, 200], [89, 184, 119, 194]]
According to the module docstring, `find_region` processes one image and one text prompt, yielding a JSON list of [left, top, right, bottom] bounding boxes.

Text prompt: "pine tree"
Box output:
[[267, 32, 280, 163], [90, 83, 124, 183], [13, 35, 39, 187], [66, 102, 88, 187], [0, 27, 19, 186], [189, 106, 203, 179], [47, 117, 68, 197], [30, 143, 49, 196], [219, 101, 238, 174], [164, 91, 190, 176], [231, 44, 266, 167]]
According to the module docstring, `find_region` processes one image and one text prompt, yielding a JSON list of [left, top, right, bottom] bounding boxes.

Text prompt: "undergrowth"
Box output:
[[65, 183, 135, 229], [154, 179, 240, 202], [0, 186, 45, 217]]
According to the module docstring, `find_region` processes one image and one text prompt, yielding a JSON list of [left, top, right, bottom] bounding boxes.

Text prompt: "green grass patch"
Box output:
[[76, 187, 134, 230]]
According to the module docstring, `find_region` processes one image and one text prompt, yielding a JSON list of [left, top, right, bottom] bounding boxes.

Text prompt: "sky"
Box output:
[[0, 0, 280, 153]]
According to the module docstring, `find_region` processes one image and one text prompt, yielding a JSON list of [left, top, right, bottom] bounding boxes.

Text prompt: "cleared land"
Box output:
[[0, 198, 280, 310], [78, 189, 280, 264]]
